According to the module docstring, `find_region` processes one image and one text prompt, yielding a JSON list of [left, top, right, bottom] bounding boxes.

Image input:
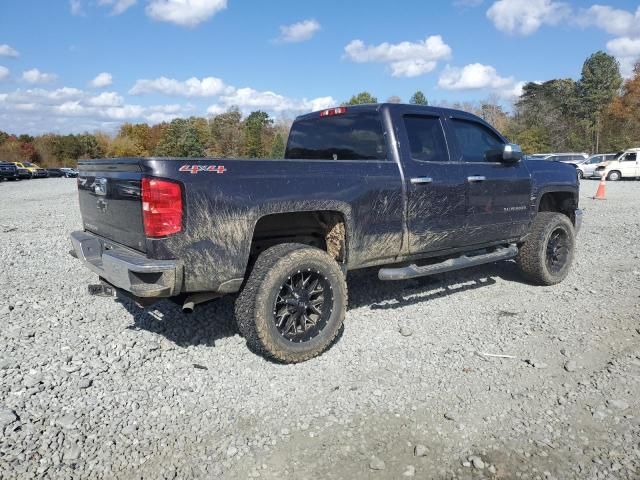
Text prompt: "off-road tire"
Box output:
[[235, 243, 347, 363], [516, 212, 575, 286], [607, 170, 621, 181]]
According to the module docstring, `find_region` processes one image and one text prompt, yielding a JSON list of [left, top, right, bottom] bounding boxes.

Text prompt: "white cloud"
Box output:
[[278, 19, 321, 43], [98, 0, 137, 15], [486, 0, 570, 35], [129, 76, 229, 96], [22, 68, 57, 84], [0, 66, 9, 81], [607, 36, 640, 77], [146, 0, 227, 27], [0, 85, 196, 133], [577, 5, 640, 38], [343, 35, 452, 77], [87, 91, 124, 107], [0, 44, 19, 57], [209, 88, 336, 115], [574, 5, 640, 78], [439, 63, 514, 90], [90, 72, 113, 88], [501, 80, 527, 99]]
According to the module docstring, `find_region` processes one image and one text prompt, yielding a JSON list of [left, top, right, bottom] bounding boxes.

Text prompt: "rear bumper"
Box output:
[[69, 231, 182, 298]]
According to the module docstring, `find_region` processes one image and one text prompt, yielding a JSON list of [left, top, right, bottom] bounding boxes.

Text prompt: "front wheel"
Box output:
[[516, 212, 575, 286], [607, 170, 621, 181], [235, 243, 347, 363], [577, 170, 584, 179]]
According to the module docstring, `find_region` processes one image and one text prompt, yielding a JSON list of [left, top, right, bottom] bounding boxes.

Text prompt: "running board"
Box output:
[[378, 244, 518, 281]]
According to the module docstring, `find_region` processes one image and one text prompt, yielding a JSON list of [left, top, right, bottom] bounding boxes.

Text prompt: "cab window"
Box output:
[[450, 119, 504, 163], [622, 153, 637, 161], [403, 115, 449, 162]]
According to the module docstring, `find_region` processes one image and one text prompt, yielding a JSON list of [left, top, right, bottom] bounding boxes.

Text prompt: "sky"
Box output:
[[0, 0, 639, 135]]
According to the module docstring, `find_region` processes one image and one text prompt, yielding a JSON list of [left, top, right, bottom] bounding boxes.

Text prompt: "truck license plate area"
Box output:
[[88, 283, 116, 297]]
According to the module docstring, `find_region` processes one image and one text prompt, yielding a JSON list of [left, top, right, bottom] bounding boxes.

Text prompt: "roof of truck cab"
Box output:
[[294, 103, 485, 121]]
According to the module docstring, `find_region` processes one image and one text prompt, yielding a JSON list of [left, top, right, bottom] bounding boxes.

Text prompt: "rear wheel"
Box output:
[[516, 212, 575, 285], [235, 243, 347, 363], [607, 170, 621, 181]]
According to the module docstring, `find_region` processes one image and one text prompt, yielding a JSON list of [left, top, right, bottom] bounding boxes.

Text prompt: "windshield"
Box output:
[[23, 162, 36, 167]]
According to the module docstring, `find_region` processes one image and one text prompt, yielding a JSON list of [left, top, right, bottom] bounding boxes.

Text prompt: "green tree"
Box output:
[[344, 91, 378, 105], [243, 111, 273, 157], [155, 118, 205, 157], [578, 51, 623, 152], [409, 90, 428, 105], [270, 132, 285, 158]]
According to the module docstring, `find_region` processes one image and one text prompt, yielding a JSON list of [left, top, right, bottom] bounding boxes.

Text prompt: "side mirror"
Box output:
[[502, 144, 523, 163]]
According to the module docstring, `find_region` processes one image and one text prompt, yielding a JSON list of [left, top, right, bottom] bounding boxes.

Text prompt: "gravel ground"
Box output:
[[0, 177, 639, 480]]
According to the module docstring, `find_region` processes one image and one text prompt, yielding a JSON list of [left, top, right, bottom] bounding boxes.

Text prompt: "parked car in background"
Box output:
[[528, 154, 552, 160], [16, 166, 31, 179], [46, 168, 65, 178], [548, 153, 589, 164], [576, 153, 618, 179], [13, 161, 48, 178], [60, 167, 79, 178], [0, 161, 19, 181], [595, 148, 640, 181]]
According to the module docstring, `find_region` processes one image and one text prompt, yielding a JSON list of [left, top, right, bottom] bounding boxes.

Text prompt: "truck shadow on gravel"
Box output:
[[348, 259, 522, 310], [120, 260, 522, 349]]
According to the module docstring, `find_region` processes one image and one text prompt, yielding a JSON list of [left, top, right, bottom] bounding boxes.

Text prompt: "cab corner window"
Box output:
[[451, 118, 504, 163], [403, 115, 448, 162]]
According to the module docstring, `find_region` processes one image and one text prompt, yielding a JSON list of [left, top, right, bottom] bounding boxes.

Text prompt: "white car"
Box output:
[[594, 149, 640, 181], [576, 153, 618, 179]]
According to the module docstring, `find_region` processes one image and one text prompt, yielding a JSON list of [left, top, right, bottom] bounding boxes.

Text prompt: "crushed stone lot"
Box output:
[[1, 177, 639, 479]]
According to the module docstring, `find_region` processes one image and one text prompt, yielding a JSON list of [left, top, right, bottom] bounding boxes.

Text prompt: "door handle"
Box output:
[[467, 175, 486, 182], [410, 177, 433, 185]]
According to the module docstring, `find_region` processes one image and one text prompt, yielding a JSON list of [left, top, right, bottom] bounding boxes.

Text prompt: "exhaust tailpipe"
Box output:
[[182, 292, 221, 314]]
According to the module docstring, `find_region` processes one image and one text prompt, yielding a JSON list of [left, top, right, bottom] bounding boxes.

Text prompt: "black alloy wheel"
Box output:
[[273, 270, 333, 343]]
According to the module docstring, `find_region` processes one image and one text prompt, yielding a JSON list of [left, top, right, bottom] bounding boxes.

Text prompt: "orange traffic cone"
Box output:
[[593, 176, 606, 200]]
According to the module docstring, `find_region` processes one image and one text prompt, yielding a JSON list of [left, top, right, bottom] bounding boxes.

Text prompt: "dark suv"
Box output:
[[0, 161, 18, 181]]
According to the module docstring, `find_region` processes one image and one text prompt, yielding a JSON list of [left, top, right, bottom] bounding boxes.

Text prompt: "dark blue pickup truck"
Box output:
[[70, 103, 582, 362]]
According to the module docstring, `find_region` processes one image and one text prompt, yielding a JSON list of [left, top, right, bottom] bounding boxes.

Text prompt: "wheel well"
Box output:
[[538, 192, 576, 222], [250, 211, 347, 264]]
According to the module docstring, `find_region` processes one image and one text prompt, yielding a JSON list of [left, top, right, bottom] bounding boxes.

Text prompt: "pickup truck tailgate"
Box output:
[[77, 159, 147, 252]]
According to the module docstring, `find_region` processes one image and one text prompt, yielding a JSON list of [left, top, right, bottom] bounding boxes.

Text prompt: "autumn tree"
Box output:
[[602, 62, 640, 151], [209, 108, 243, 157]]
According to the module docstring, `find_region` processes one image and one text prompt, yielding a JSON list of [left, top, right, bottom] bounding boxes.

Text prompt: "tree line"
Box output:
[[1, 50, 638, 167]]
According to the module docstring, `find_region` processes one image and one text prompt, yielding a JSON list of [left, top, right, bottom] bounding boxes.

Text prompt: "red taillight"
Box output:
[[319, 107, 347, 117], [141, 177, 183, 238]]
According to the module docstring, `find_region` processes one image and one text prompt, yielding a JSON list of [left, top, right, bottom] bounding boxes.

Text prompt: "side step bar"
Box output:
[[378, 244, 518, 281]]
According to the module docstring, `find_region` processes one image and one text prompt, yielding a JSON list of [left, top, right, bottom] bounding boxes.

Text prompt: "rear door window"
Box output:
[[403, 115, 449, 162], [450, 119, 504, 163], [285, 111, 387, 161]]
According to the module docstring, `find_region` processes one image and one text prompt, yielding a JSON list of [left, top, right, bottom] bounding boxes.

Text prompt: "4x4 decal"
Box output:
[[179, 165, 226, 174]]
